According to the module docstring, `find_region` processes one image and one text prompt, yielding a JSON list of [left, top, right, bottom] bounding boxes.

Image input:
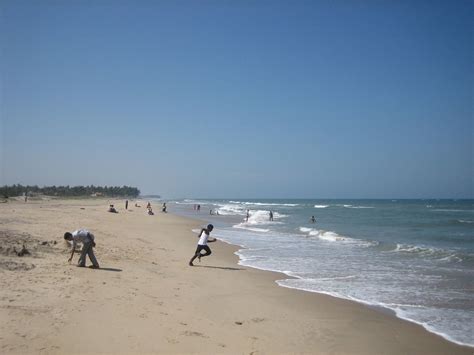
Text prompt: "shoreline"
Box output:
[[227, 240, 473, 349], [166, 199, 474, 349], [165, 205, 473, 349], [217, 234, 473, 351], [1, 198, 471, 354], [167, 203, 474, 349]]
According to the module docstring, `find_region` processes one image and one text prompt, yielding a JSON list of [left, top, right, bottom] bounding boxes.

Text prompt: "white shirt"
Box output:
[[198, 230, 210, 246], [71, 229, 94, 248]]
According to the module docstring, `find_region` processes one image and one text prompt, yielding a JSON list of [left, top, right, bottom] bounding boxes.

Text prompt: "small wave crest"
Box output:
[[345, 205, 374, 209], [314, 205, 329, 208], [432, 209, 474, 213], [298, 227, 375, 246], [229, 200, 299, 207], [216, 204, 246, 216], [335, 204, 374, 209], [389, 243, 472, 263], [232, 210, 286, 231], [232, 225, 270, 233]]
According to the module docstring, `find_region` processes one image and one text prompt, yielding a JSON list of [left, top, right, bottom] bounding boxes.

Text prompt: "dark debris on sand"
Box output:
[[0, 230, 60, 271]]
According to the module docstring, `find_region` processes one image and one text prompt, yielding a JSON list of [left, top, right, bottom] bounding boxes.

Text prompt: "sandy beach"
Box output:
[[0, 198, 471, 354]]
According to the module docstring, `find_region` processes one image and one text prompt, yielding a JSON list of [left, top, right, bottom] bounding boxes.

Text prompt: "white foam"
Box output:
[[229, 200, 299, 207], [392, 243, 440, 256], [337, 204, 374, 209], [216, 203, 293, 217], [236, 210, 287, 226], [316, 231, 348, 242], [391, 243, 465, 262], [314, 205, 328, 208], [298, 226, 374, 246], [176, 199, 207, 205], [432, 209, 472, 212], [233, 225, 270, 233], [216, 203, 246, 216], [299, 226, 343, 240], [346, 205, 374, 209]]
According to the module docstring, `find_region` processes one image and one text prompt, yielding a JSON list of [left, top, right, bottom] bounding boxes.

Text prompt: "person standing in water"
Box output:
[[189, 224, 216, 266], [269, 211, 273, 221], [311, 216, 316, 223], [246, 209, 250, 222]]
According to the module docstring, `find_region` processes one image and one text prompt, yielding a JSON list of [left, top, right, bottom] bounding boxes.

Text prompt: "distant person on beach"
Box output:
[[24, 192, 28, 203], [147, 203, 154, 215], [64, 229, 99, 268], [189, 224, 216, 266], [108, 204, 118, 213], [162, 203, 167, 213], [197, 204, 201, 211], [246, 209, 250, 222], [311, 216, 316, 223], [125, 200, 128, 210], [269, 211, 273, 221]]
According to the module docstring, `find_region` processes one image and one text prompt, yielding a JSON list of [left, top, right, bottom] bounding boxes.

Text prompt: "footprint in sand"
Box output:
[[181, 331, 208, 338]]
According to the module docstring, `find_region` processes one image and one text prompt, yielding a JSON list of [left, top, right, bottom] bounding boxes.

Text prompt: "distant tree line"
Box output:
[[0, 184, 140, 198]]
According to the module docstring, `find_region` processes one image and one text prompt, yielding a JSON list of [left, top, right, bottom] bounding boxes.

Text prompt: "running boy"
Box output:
[[189, 224, 216, 266]]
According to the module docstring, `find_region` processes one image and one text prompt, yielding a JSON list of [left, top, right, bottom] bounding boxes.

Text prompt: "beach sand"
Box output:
[[0, 198, 471, 354]]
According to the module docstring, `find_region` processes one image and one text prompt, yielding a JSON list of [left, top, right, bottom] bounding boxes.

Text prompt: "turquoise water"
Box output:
[[163, 198, 474, 347]]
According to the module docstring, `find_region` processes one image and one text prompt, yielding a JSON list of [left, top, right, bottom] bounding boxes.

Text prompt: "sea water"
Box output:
[[157, 198, 473, 347]]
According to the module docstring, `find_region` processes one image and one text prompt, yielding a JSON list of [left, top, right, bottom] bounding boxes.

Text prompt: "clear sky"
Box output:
[[1, 0, 472, 198]]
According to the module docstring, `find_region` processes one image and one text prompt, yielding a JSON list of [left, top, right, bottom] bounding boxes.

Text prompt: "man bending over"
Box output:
[[64, 229, 100, 268]]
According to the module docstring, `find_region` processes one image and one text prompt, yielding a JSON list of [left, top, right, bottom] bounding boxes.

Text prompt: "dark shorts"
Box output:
[[195, 245, 211, 254]]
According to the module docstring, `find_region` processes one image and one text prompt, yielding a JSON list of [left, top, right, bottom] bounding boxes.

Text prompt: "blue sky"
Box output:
[[1, 0, 472, 198]]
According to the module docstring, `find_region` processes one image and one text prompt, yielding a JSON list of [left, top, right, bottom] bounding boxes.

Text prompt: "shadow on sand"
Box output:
[[194, 265, 244, 271], [94, 267, 122, 272]]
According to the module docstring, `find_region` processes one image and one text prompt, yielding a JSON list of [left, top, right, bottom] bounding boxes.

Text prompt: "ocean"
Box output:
[[154, 198, 474, 347]]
